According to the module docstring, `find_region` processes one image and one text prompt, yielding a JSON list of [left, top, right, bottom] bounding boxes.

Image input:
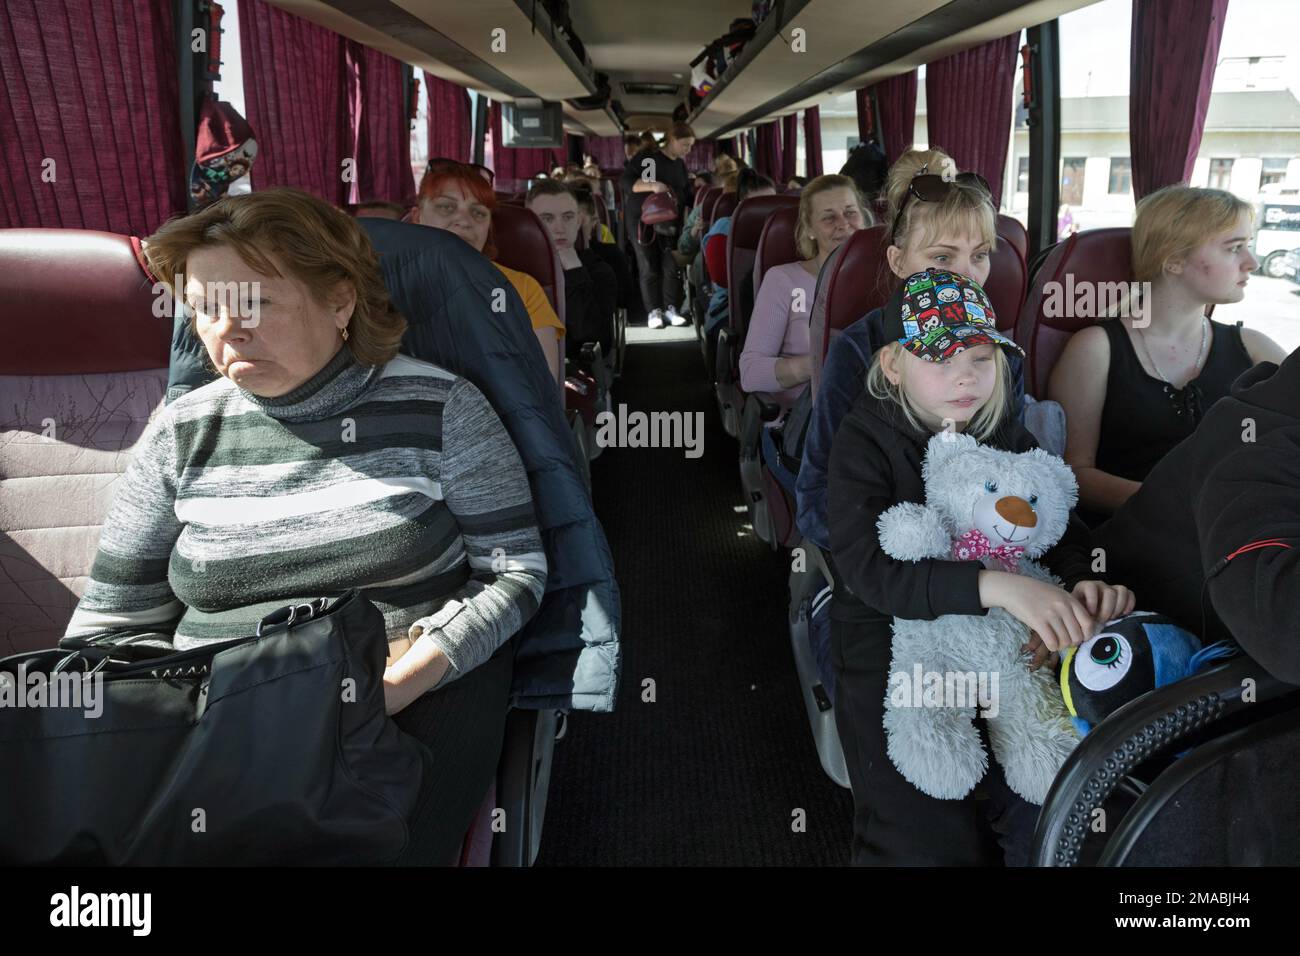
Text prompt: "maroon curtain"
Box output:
[[855, 87, 875, 144], [240, 0, 350, 204], [0, 0, 186, 232], [683, 138, 717, 172], [586, 135, 625, 169], [926, 38, 1018, 207], [874, 71, 918, 166], [781, 114, 799, 183], [425, 74, 472, 166], [803, 107, 824, 177], [350, 44, 413, 205], [756, 121, 782, 180], [488, 101, 562, 193], [1129, 0, 1229, 199]]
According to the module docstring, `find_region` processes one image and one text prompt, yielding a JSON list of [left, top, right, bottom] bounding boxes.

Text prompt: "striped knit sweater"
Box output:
[[64, 346, 547, 686]]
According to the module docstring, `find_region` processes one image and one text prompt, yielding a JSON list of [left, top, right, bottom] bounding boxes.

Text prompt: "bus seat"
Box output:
[[492, 203, 566, 326], [695, 184, 720, 213], [701, 189, 726, 231], [711, 192, 738, 228], [717, 196, 799, 441], [1033, 654, 1300, 866], [734, 202, 801, 546], [1015, 227, 1132, 398], [997, 214, 1029, 262], [809, 225, 891, 400], [985, 226, 1028, 334], [0, 228, 169, 656], [751, 205, 801, 300]]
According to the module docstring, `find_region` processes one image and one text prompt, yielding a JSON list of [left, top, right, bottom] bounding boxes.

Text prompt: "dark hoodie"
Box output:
[[1093, 351, 1300, 683], [827, 390, 1095, 663]]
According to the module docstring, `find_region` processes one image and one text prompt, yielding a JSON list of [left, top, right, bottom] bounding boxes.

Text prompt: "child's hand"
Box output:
[[1070, 580, 1136, 626], [980, 571, 1094, 652], [1021, 632, 1058, 671]]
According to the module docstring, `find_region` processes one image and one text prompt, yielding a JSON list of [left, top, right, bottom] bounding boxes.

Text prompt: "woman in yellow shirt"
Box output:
[[415, 164, 565, 386]]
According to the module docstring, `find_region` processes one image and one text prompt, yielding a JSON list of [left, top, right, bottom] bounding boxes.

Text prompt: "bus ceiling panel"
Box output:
[[564, 0, 754, 119], [690, 0, 1098, 138], [265, 0, 594, 102]]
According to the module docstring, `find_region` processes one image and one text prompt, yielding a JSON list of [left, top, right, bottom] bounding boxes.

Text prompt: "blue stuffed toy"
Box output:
[[1060, 611, 1237, 735]]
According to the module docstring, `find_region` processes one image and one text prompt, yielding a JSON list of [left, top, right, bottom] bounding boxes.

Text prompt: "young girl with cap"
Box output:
[[796, 148, 1016, 702], [825, 266, 1135, 866]]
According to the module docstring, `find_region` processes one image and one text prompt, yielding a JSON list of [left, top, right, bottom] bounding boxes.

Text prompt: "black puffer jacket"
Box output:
[[1093, 351, 1300, 682]]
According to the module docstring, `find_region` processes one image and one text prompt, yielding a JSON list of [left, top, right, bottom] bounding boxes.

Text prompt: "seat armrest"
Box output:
[[739, 391, 782, 458]]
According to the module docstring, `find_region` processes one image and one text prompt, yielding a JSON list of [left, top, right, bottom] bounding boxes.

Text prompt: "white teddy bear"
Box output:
[[876, 432, 1080, 805]]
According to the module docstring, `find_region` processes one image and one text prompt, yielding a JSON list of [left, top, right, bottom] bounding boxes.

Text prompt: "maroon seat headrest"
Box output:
[[695, 185, 720, 212], [984, 237, 1027, 336], [702, 189, 727, 229], [0, 229, 170, 375], [728, 194, 799, 321], [997, 214, 1028, 263], [712, 193, 738, 224], [491, 204, 565, 325], [1016, 227, 1133, 397], [752, 206, 801, 301], [822, 225, 892, 365]]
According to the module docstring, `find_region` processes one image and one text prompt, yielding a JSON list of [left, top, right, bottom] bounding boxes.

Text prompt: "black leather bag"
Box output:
[[0, 591, 426, 865]]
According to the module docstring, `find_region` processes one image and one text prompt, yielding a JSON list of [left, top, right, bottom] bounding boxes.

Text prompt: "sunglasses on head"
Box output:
[[890, 164, 992, 244]]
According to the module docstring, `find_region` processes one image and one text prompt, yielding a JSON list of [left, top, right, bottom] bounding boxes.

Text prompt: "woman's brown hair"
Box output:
[[143, 187, 407, 368]]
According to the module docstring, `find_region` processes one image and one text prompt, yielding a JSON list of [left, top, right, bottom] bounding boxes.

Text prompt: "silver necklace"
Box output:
[[1138, 316, 1209, 387]]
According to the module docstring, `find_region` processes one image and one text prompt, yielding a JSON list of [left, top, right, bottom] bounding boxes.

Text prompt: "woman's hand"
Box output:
[[774, 354, 813, 388], [980, 571, 1095, 652], [382, 633, 452, 715], [1070, 579, 1136, 625], [691, 217, 704, 238]]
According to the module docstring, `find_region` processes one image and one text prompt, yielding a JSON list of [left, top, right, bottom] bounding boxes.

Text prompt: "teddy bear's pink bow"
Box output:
[[952, 528, 1026, 571]]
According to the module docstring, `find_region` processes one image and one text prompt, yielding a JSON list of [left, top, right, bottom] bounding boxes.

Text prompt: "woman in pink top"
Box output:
[[740, 174, 870, 408], [740, 174, 871, 492]]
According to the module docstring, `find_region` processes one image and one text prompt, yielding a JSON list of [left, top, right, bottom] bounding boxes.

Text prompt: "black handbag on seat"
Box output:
[[0, 590, 426, 865]]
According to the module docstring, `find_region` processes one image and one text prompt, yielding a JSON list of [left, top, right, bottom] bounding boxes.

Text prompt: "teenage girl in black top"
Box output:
[[1050, 185, 1286, 521]]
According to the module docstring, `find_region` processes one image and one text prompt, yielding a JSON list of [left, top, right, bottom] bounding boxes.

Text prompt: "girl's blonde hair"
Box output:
[[795, 173, 872, 259], [144, 187, 407, 368], [885, 147, 997, 253], [865, 341, 1012, 442], [1131, 184, 1253, 282]]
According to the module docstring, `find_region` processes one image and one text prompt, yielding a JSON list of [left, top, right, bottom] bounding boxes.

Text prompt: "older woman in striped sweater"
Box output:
[[63, 188, 547, 864]]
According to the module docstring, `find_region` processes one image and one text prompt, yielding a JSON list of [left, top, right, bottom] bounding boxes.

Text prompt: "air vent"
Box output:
[[621, 82, 681, 97]]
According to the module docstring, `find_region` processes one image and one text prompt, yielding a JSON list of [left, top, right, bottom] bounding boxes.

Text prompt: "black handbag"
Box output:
[[0, 590, 427, 865]]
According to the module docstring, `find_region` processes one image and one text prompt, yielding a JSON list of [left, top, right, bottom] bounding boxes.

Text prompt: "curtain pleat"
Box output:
[[926, 38, 1019, 207], [803, 107, 823, 177], [0, 0, 185, 232], [239, 0, 349, 205], [1129, 0, 1229, 199], [425, 73, 472, 165]]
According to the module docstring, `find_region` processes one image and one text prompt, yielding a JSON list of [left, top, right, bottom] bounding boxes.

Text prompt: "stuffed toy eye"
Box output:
[[984, 480, 997, 493], [1074, 633, 1132, 691], [1028, 494, 1038, 505]]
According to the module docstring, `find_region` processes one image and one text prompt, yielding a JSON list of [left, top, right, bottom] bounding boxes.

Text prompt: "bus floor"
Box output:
[[534, 326, 854, 865]]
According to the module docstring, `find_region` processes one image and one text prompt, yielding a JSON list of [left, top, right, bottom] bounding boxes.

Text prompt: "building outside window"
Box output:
[[1108, 157, 1132, 195], [1260, 157, 1290, 189], [1016, 156, 1029, 193], [1208, 157, 1234, 189], [1062, 157, 1087, 204]]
